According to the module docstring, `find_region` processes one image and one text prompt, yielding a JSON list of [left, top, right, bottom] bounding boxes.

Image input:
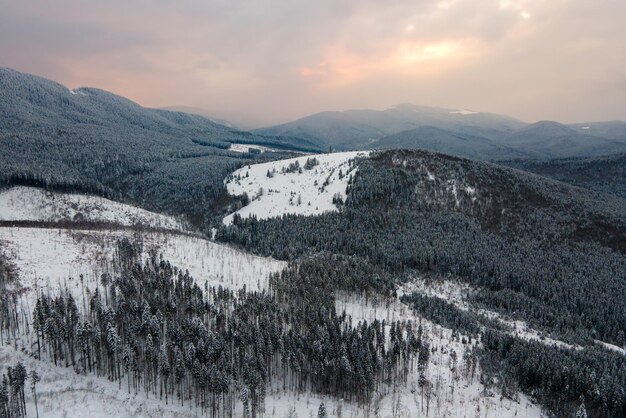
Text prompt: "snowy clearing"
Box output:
[[223, 151, 369, 224], [228, 143, 305, 154], [229, 143, 272, 153], [595, 340, 625, 355], [0, 227, 286, 310], [0, 186, 185, 231]]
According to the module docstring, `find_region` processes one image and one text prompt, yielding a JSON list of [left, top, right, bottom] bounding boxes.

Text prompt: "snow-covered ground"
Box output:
[[0, 184, 547, 417], [400, 277, 578, 350], [0, 345, 213, 418], [223, 151, 369, 224], [0, 227, 286, 311], [0, 186, 185, 230], [229, 143, 272, 153], [595, 340, 626, 355], [2, 340, 379, 418], [335, 292, 544, 418]]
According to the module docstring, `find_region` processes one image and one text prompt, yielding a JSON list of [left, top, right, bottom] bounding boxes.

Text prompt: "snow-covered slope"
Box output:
[[399, 278, 578, 350], [335, 292, 544, 418], [223, 151, 369, 224], [0, 186, 547, 417], [0, 186, 184, 230], [0, 227, 286, 310], [0, 345, 214, 418]]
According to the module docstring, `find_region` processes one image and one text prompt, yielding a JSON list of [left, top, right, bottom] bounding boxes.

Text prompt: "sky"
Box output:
[[1, 0, 625, 127]]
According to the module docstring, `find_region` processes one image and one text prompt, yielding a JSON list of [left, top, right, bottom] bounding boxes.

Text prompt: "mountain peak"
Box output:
[[515, 120, 582, 138]]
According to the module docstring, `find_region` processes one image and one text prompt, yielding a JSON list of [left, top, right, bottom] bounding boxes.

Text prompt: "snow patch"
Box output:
[[229, 143, 271, 153], [223, 151, 369, 225], [68, 88, 88, 96], [450, 109, 480, 115], [228, 143, 306, 154], [595, 340, 625, 355]]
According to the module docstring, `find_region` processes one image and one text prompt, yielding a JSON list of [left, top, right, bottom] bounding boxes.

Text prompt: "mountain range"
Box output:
[[1, 67, 625, 418], [255, 104, 626, 160]]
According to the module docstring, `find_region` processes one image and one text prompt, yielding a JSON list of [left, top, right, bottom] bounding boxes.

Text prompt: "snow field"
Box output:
[[223, 151, 370, 224], [0, 186, 185, 231]]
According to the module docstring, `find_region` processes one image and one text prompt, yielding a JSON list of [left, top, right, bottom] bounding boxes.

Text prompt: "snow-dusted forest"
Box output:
[[1, 68, 624, 418], [1, 170, 550, 418]]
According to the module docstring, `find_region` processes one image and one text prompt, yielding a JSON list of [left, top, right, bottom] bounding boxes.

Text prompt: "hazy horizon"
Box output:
[[2, 0, 625, 127]]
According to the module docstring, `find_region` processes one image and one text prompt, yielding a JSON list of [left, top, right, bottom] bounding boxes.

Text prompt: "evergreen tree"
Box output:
[[29, 370, 40, 418], [318, 402, 328, 418]]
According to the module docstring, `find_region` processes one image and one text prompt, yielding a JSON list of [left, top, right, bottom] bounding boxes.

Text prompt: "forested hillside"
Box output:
[[500, 153, 626, 199], [370, 125, 532, 160], [0, 68, 320, 230], [217, 149, 626, 417]]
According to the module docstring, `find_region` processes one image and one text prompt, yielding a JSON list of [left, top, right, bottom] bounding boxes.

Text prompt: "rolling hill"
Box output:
[[0, 67, 320, 153], [369, 125, 532, 160], [500, 153, 626, 199], [569, 120, 626, 142], [499, 120, 626, 158]]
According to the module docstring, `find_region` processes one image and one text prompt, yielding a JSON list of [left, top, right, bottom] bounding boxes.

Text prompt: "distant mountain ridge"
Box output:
[[499, 120, 626, 158], [369, 125, 532, 161], [256, 104, 626, 159], [569, 120, 626, 142], [255, 103, 526, 151]]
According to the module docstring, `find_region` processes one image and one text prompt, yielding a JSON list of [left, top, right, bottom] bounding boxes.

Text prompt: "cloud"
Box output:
[[0, 0, 625, 125]]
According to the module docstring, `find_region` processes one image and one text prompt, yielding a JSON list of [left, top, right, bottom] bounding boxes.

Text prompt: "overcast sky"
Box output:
[[1, 0, 625, 127]]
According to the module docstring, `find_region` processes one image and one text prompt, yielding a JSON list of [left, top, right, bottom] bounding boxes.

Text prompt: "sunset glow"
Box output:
[[1, 0, 624, 126]]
